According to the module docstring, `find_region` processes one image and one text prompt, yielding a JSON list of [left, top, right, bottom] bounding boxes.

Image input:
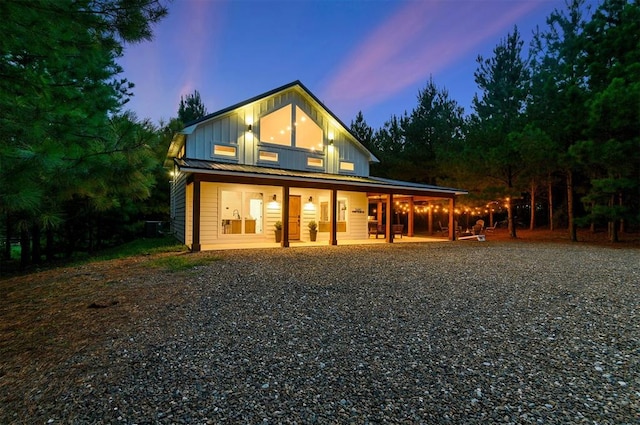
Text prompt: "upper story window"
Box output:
[[214, 144, 237, 157], [260, 105, 292, 146], [259, 104, 323, 150], [340, 161, 355, 171]]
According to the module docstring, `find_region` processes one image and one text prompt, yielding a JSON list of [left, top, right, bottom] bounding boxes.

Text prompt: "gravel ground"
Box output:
[[4, 241, 640, 424]]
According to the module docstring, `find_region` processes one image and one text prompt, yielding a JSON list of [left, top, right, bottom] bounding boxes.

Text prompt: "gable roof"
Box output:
[[166, 81, 379, 167]]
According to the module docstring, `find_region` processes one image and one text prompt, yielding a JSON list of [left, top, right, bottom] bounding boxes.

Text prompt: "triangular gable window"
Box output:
[[260, 105, 292, 146], [259, 104, 323, 151]]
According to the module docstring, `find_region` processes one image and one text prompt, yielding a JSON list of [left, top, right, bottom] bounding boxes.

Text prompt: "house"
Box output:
[[166, 81, 466, 251]]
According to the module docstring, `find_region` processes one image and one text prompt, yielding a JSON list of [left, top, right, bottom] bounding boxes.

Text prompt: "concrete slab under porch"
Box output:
[[199, 234, 451, 251]]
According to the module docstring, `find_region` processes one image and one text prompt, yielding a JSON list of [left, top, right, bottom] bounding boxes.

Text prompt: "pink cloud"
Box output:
[[322, 0, 542, 112], [174, 0, 223, 106]]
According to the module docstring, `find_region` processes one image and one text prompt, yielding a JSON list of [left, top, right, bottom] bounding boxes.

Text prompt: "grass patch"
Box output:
[[148, 254, 221, 272], [87, 236, 188, 262]]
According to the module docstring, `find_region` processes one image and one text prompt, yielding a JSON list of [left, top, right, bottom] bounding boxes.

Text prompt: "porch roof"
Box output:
[[175, 158, 467, 198]]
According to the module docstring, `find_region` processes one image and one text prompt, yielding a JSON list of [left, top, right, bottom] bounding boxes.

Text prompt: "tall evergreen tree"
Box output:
[[371, 115, 410, 179], [571, 0, 640, 241], [529, 0, 591, 241], [0, 0, 168, 267], [178, 90, 208, 124], [403, 77, 465, 185], [468, 27, 530, 238], [350, 111, 375, 154]]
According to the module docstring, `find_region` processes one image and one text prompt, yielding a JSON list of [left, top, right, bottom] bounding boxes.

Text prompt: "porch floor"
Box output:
[[199, 234, 450, 251]]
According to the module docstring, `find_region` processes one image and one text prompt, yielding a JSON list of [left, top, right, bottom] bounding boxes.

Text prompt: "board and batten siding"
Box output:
[[170, 171, 188, 244], [186, 112, 249, 162], [183, 87, 371, 177]]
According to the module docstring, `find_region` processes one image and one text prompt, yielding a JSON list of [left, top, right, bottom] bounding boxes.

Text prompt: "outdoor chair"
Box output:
[[438, 221, 449, 234], [485, 222, 498, 232], [392, 224, 404, 238], [368, 221, 384, 238]]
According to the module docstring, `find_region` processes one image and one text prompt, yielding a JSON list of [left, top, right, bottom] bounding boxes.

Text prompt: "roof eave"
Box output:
[[175, 159, 466, 197], [164, 133, 185, 168]]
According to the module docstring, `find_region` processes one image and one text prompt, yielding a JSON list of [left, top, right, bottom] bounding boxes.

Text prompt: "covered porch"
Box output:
[[177, 159, 466, 251]]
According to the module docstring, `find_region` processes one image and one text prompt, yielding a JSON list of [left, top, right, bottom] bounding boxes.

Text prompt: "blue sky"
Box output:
[[119, 0, 594, 130]]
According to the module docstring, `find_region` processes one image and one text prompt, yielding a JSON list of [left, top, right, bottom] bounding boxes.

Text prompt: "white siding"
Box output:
[[200, 183, 219, 245], [185, 183, 193, 246], [342, 191, 368, 240]]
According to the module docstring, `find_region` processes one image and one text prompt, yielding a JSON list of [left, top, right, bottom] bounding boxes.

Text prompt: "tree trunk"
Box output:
[[590, 201, 596, 233], [3, 213, 11, 260], [567, 170, 577, 242], [46, 226, 55, 262], [31, 224, 41, 264], [547, 176, 554, 231], [508, 197, 517, 238], [619, 192, 624, 234], [609, 194, 618, 242], [529, 181, 536, 231], [20, 227, 30, 269]]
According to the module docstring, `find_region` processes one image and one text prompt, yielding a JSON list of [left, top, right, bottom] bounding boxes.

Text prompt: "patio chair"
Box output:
[[438, 221, 449, 234], [485, 222, 498, 232], [392, 224, 404, 238], [368, 221, 384, 238]]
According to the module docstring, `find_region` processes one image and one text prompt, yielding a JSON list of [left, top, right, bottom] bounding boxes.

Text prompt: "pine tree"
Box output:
[[178, 90, 208, 124], [529, 0, 591, 241], [571, 0, 640, 241], [0, 0, 168, 267], [469, 27, 530, 238]]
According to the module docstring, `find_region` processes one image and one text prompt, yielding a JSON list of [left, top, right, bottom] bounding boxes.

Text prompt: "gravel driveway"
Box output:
[[6, 242, 640, 424]]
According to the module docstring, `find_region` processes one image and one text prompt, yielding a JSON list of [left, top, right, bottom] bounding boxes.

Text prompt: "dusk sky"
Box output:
[[118, 0, 594, 130]]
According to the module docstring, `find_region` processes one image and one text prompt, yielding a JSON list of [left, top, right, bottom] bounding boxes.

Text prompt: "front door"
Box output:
[[289, 195, 300, 240]]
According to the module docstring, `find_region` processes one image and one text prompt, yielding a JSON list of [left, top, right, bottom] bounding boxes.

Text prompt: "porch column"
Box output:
[[377, 200, 383, 226], [448, 197, 456, 241], [428, 201, 434, 235], [282, 186, 290, 248], [192, 178, 201, 252], [408, 197, 415, 237], [385, 193, 394, 243], [330, 189, 338, 245]]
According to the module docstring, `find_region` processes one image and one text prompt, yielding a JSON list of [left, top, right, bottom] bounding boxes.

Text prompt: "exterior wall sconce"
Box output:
[[247, 124, 252, 132], [272, 194, 277, 201]]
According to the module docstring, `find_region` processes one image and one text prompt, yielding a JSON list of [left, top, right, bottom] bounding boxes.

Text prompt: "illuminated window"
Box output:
[[260, 105, 292, 146], [307, 157, 323, 168], [259, 151, 279, 162], [340, 161, 354, 171], [338, 199, 347, 221], [295, 106, 323, 150], [259, 104, 323, 150], [214, 145, 236, 157]]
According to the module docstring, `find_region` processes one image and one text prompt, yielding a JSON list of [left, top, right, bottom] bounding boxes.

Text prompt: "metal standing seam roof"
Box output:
[[175, 158, 468, 196]]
